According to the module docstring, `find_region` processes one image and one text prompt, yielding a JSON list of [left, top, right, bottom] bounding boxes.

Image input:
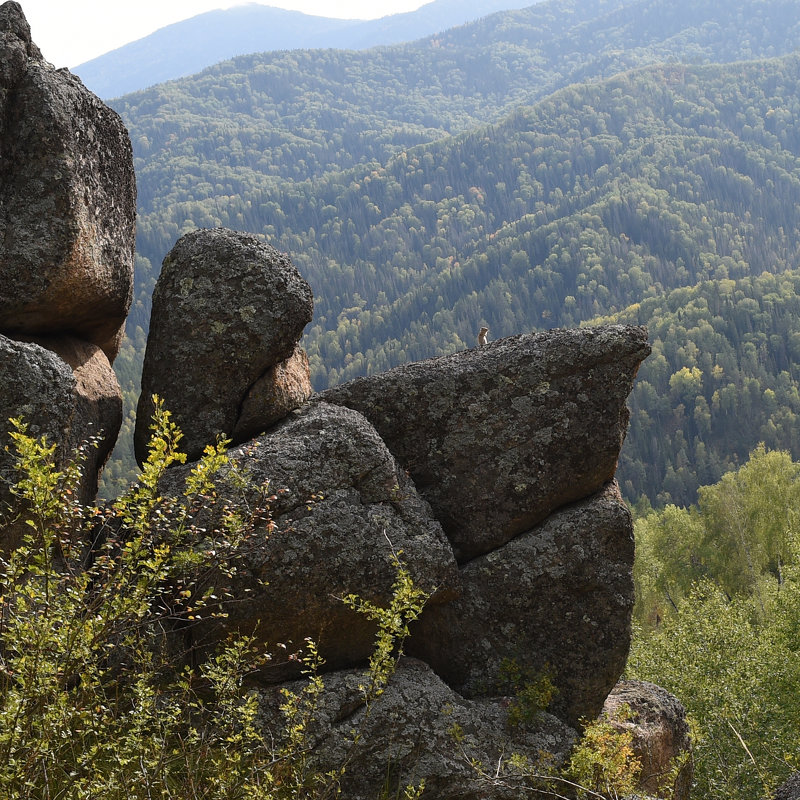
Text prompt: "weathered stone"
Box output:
[[603, 680, 693, 800], [322, 325, 650, 561], [0, 334, 122, 545], [1, 335, 74, 549], [408, 482, 634, 728], [232, 344, 312, 441], [159, 401, 458, 678], [28, 335, 122, 502], [773, 774, 800, 800], [135, 228, 314, 465], [257, 657, 577, 800], [0, 2, 135, 361]]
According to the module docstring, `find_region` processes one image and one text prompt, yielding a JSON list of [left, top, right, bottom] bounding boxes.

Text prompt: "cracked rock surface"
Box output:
[[323, 325, 650, 561]]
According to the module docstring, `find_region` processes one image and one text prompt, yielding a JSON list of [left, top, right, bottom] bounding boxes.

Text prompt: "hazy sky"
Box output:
[[21, 1, 428, 68]]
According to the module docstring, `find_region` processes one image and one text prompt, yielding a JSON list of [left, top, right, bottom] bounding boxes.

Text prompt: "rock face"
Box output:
[[322, 326, 649, 561], [27, 336, 123, 500], [0, 6, 685, 797], [0, 1, 136, 362], [774, 774, 800, 800], [233, 344, 312, 442], [159, 401, 459, 677], [409, 481, 635, 728], [603, 680, 693, 800], [135, 228, 314, 465], [257, 657, 578, 800], [0, 334, 121, 547], [0, 2, 131, 530]]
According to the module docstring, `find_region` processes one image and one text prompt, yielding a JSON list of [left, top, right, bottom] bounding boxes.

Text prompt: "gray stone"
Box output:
[[322, 325, 650, 561], [257, 657, 577, 800], [0, 335, 122, 546], [0, 335, 75, 550], [158, 401, 458, 678], [135, 228, 314, 465], [29, 335, 122, 502], [0, 2, 135, 361], [774, 774, 800, 800], [408, 481, 634, 728]]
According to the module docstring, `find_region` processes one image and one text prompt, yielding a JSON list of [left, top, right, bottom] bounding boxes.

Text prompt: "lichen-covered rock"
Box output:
[[603, 680, 693, 800], [0, 335, 122, 543], [0, 1, 135, 361], [135, 228, 314, 464], [158, 401, 458, 678], [774, 774, 800, 800], [408, 482, 634, 728], [233, 344, 312, 441], [29, 335, 122, 502], [322, 325, 650, 561], [257, 657, 577, 800]]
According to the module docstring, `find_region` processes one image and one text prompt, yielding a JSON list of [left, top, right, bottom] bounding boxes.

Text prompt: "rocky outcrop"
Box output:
[[27, 335, 123, 500], [233, 344, 312, 442], [0, 334, 121, 547], [159, 401, 458, 677], [322, 326, 649, 561], [0, 336, 76, 505], [135, 228, 314, 465], [257, 657, 577, 800], [0, 1, 131, 529], [409, 481, 634, 728], [0, 1, 135, 362], [0, 11, 677, 790], [603, 680, 693, 800]]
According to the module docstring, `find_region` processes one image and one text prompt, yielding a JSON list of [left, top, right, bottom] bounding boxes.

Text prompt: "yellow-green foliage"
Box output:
[[497, 658, 558, 729], [0, 399, 428, 800], [564, 713, 641, 799], [630, 446, 800, 800]]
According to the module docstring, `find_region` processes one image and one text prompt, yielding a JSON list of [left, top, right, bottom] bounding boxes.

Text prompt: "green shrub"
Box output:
[[0, 398, 428, 799]]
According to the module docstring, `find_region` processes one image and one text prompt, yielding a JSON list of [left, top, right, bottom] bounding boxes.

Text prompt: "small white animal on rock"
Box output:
[[478, 326, 489, 346]]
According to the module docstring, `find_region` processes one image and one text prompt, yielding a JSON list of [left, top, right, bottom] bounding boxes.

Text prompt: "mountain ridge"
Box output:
[[74, 0, 536, 99]]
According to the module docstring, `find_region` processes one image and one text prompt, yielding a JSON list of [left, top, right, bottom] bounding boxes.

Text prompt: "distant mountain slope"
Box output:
[[74, 0, 535, 99], [102, 0, 800, 501]]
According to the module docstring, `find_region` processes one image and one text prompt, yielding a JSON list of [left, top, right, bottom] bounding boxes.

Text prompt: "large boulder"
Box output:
[[0, 1, 135, 361], [257, 657, 577, 800], [322, 325, 650, 561], [0, 334, 121, 548], [158, 401, 458, 678], [135, 228, 314, 465], [603, 680, 693, 800], [408, 481, 634, 728]]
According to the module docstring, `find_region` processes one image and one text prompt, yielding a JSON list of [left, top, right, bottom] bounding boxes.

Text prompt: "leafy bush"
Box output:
[[629, 446, 800, 799], [0, 399, 427, 799]]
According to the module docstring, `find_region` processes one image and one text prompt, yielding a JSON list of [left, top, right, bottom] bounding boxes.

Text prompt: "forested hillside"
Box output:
[[74, 0, 535, 99], [102, 0, 800, 500]]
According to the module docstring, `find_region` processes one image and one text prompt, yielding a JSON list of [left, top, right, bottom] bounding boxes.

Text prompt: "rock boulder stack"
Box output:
[[0, 6, 692, 794], [0, 1, 135, 362], [0, 1, 135, 546]]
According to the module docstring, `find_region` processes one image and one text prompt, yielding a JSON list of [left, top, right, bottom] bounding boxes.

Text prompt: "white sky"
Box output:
[[19, 1, 428, 68]]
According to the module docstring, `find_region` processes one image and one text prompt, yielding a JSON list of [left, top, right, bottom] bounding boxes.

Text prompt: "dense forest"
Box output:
[[102, 0, 800, 504], [629, 445, 800, 799]]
